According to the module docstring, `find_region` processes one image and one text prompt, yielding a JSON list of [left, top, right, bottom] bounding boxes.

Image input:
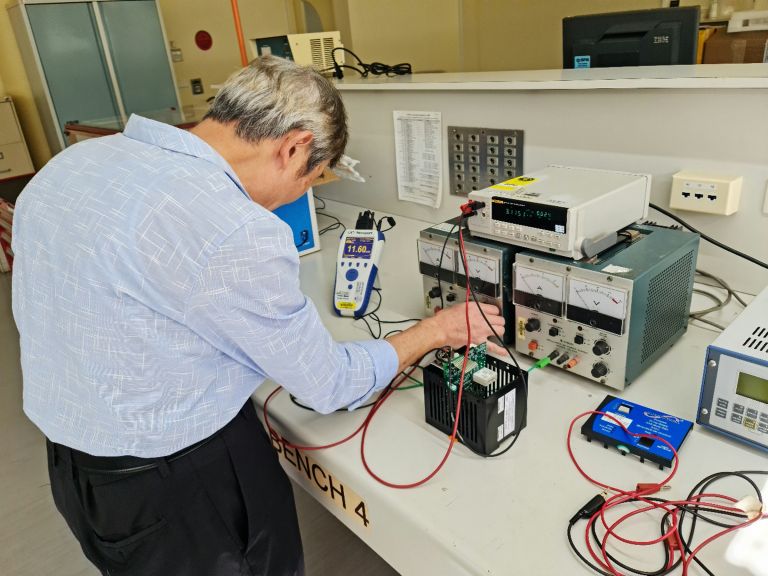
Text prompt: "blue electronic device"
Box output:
[[581, 394, 693, 469], [272, 189, 320, 256], [333, 228, 385, 318]]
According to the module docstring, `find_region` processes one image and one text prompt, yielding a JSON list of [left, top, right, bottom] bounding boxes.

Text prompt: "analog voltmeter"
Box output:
[[463, 253, 499, 285], [567, 280, 628, 334]]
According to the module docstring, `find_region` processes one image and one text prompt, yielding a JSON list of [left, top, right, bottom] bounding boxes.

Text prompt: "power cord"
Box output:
[[330, 47, 412, 79], [649, 203, 768, 270], [689, 268, 748, 331], [317, 211, 346, 236]]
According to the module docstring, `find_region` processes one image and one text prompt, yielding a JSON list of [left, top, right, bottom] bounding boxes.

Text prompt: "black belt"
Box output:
[[49, 401, 253, 475]]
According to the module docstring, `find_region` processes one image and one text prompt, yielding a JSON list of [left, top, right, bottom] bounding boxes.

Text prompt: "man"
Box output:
[[12, 57, 504, 575]]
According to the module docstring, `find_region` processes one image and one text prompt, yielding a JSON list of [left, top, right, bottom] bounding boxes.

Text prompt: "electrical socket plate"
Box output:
[[669, 171, 742, 215]]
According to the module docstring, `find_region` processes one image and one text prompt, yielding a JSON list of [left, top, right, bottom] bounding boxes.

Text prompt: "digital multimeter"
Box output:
[[333, 227, 385, 318]]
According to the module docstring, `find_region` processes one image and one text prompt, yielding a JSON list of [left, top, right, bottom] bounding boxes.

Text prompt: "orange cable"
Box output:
[[229, 0, 249, 67]]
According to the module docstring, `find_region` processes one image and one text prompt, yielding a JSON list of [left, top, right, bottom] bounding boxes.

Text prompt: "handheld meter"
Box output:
[[333, 212, 387, 317]]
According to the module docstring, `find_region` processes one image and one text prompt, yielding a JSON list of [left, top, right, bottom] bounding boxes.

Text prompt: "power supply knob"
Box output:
[[574, 334, 585, 345], [428, 287, 442, 299], [446, 292, 457, 303], [591, 362, 609, 378], [592, 340, 610, 356], [548, 327, 560, 337], [525, 318, 541, 332]]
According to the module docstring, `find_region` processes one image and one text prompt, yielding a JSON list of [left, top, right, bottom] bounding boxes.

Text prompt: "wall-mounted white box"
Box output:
[[669, 171, 743, 216]]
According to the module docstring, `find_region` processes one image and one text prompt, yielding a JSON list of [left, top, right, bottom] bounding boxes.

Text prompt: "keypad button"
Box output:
[[715, 408, 727, 418], [746, 408, 759, 419], [716, 398, 729, 409], [733, 404, 745, 415], [744, 418, 757, 430], [731, 414, 743, 425], [758, 424, 768, 434], [760, 412, 768, 423]]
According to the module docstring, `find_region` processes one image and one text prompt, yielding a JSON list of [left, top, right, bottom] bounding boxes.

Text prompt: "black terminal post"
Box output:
[[355, 210, 376, 230]]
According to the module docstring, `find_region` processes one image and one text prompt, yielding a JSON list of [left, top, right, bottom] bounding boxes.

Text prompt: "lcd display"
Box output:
[[491, 197, 568, 233], [736, 372, 768, 404], [343, 237, 374, 259]]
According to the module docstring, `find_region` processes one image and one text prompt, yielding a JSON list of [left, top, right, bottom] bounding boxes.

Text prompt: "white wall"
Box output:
[[318, 84, 768, 295]]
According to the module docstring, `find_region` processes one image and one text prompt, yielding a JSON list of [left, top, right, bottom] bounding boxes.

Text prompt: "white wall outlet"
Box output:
[[669, 171, 743, 215]]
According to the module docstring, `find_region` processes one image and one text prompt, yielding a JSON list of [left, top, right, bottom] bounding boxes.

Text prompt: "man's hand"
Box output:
[[386, 302, 506, 373], [428, 302, 505, 351]]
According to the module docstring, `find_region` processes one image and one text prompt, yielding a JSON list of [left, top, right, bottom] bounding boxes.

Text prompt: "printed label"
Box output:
[[336, 301, 355, 310], [574, 55, 591, 68], [601, 411, 632, 429], [503, 390, 516, 436], [602, 265, 632, 274], [491, 176, 538, 191], [270, 430, 371, 529]]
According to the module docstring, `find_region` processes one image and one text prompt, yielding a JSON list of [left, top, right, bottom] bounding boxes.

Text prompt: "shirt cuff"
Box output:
[[346, 339, 399, 410]]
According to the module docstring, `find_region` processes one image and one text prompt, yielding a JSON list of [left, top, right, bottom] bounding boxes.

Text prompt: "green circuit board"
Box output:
[[442, 343, 487, 392]]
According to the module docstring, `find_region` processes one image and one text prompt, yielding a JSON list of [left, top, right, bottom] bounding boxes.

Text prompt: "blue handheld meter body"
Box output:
[[333, 229, 385, 317]]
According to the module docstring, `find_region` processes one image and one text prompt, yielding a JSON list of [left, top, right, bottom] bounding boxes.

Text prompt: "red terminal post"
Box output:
[[565, 358, 580, 369], [459, 200, 486, 217]]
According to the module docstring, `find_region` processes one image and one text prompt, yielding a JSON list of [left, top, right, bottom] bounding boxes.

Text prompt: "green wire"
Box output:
[[396, 372, 424, 390], [398, 383, 424, 390]]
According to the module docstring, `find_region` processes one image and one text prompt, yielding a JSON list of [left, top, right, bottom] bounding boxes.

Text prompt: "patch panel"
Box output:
[[448, 127, 524, 196]]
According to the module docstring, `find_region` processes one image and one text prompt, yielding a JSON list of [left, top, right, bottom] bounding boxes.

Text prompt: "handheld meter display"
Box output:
[[333, 229, 385, 317]]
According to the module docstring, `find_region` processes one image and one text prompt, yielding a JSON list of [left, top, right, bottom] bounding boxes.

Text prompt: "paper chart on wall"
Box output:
[[393, 111, 442, 208]]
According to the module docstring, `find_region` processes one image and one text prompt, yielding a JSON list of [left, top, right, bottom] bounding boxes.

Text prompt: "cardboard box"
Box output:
[[311, 167, 339, 187], [697, 28, 717, 64], [702, 27, 768, 64]]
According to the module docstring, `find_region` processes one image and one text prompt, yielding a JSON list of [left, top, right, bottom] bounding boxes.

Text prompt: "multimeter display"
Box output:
[[343, 237, 374, 259], [491, 196, 568, 233]]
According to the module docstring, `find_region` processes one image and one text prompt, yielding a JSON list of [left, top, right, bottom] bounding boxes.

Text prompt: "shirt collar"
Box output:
[[122, 114, 248, 197]]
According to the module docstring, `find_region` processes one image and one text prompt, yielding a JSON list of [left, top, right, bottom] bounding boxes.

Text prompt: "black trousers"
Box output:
[[46, 401, 304, 576]]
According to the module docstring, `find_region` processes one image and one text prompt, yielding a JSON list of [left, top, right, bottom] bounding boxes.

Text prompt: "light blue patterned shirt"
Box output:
[[12, 115, 398, 457]]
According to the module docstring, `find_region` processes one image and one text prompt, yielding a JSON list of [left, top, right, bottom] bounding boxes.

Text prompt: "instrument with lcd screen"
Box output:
[[491, 197, 568, 234], [343, 237, 373, 259]]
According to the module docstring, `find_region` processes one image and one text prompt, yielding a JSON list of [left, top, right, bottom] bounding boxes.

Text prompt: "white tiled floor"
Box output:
[[0, 273, 398, 576]]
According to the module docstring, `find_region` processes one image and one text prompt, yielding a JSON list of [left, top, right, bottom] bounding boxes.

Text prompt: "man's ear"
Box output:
[[277, 130, 314, 169]]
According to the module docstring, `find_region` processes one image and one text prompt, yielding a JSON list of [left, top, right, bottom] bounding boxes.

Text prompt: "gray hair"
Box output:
[[204, 56, 347, 173]]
